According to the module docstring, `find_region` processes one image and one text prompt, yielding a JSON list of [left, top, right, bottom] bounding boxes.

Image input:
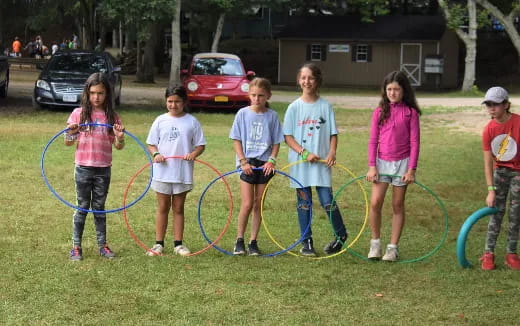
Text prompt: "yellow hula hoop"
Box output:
[[260, 160, 369, 259]]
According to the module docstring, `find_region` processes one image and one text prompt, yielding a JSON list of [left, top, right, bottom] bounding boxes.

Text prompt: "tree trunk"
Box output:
[[438, 0, 477, 91], [476, 0, 520, 72], [169, 0, 182, 87], [141, 23, 157, 83], [112, 28, 118, 49], [211, 13, 225, 53]]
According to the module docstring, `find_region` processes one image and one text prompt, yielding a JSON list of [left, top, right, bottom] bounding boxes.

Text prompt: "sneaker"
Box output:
[[382, 244, 399, 262], [233, 238, 246, 255], [480, 252, 495, 270], [300, 238, 317, 256], [368, 239, 382, 260], [174, 245, 191, 256], [248, 240, 261, 256], [70, 246, 83, 261], [99, 245, 115, 259], [505, 253, 520, 270], [324, 236, 347, 254], [146, 244, 164, 256]]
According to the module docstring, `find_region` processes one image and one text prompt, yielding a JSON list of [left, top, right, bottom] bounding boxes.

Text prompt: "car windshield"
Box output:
[[49, 54, 108, 74], [192, 58, 244, 76]]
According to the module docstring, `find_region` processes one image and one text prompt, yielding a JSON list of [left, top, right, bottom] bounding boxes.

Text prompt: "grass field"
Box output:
[[1, 97, 520, 325]]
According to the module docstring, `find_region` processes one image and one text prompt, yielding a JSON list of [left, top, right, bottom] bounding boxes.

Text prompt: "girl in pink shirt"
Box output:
[[64, 72, 125, 261], [365, 71, 421, 262]]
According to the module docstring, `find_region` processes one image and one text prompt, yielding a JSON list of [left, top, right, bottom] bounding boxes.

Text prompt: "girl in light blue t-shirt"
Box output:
[[283, 63, 347, 257]]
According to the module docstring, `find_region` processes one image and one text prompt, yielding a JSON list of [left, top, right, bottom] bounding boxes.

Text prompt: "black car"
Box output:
[[0, 55, 9, 98], [33, 50, 122, 109]]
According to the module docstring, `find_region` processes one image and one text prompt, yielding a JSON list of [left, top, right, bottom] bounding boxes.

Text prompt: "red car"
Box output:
[[181, 53, 255, 110]]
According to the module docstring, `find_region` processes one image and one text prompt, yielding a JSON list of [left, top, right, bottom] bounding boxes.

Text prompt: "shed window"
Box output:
[[311, 44, 323, 61], [306, 44, 327, 61], [356, 44, 368, 62], [351, 44, 372, 63]]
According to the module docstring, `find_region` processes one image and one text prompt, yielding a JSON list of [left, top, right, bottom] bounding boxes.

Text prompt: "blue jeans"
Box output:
[[296, 186, 347, 241], [72, 165, 111, 247]]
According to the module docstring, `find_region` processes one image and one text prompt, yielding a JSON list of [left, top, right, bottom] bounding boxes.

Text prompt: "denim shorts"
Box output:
[[240, 158, 274, 185], [376, 157, 409, 186], [151, 180, 193, 195]]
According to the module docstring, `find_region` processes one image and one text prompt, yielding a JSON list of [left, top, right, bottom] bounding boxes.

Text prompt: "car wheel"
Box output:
[[32, 95, 42, 110], [0, 73, 8, 98]]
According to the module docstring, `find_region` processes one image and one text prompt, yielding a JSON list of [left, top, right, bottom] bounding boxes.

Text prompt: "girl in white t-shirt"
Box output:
[[145, 86, 206, 256]]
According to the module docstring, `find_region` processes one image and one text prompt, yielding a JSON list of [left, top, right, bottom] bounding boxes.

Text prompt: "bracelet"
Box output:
[[268, 156, 276, 165], [298, 148, 305, 156], [152, 152, 160, 158], [64, 133, 78, 141], [487, 185, 496, 191], [302, 150, 309, 160]]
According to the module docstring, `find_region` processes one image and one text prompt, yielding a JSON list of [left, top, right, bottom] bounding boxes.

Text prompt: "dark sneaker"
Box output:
[[248, 240, 261, 256], [70, 246, 83, 261], [99, 245, 115, 259], [233, 238, 246, 255], [324, 236, 347, 254], [300, 238, 317, 256]]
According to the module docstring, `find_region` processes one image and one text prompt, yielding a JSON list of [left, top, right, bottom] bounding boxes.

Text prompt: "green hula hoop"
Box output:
[[345, 174, 449, 264]]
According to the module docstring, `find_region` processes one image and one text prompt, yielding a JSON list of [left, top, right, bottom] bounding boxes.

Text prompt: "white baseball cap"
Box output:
[[483, 86, 509, 104]]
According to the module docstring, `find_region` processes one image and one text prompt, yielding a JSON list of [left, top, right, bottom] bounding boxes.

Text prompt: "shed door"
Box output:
[[400, 43, 422, 86]]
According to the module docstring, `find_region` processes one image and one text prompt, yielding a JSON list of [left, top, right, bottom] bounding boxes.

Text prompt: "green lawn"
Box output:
[[1, 99, 519, 325]]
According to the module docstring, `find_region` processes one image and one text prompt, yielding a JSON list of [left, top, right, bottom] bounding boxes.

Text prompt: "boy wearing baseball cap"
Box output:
[[481, 86, 520, 270]]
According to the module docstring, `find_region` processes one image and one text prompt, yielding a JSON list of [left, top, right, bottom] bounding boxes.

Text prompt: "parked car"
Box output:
[[181, 52, 255, 110], [33, 50, 122, 109], [0, 55, 9, 98]]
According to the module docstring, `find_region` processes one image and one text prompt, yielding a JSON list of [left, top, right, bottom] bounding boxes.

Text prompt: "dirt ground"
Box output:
[[1, 68, 509, 135]]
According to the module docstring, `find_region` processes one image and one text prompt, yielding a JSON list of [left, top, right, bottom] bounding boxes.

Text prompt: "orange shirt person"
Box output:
[[12, 37, 22, 57]]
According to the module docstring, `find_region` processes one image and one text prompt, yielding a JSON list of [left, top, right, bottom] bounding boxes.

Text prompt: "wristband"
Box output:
[[268, 157, 276, 165], [487, 185, 496, 191], [64, 133, 78, 141], [153, 152, 160, 158], [302, 150, 309, 160]]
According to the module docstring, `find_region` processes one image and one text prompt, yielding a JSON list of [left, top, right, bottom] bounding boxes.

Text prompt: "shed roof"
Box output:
[[278, 15, 447, 41]]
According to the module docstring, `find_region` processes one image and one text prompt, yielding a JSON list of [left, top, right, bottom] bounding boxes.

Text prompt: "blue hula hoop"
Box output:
[[457, 206, 498, 268], [40, 123, 152, 214], [197, 168, 312, 257]]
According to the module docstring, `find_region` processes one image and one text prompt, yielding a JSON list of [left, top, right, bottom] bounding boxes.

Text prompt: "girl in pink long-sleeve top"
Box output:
[[365, 71, 421, 262]]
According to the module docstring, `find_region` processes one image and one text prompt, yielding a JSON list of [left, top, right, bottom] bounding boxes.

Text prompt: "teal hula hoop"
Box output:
[[456, 206, 498, 268]]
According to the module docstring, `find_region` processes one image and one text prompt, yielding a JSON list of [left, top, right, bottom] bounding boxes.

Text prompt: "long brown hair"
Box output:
[[378, 71, 421, 125], [80, 72, 117, 134]]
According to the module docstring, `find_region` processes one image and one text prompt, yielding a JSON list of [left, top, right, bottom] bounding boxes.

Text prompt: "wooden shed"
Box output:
[[277, 15, 459, 89]]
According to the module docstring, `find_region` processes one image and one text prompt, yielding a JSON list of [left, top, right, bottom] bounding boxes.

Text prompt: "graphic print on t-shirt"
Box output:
[[246, 120, 268, 152], [168, 126, 180, 141], [298, 116, 326, 144], [491, 131, 517, 162]]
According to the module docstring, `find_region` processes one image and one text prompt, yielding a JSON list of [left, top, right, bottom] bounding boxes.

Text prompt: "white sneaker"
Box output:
[[382, 244, 399, 262], [146, 244, 164, 256], [174, 245, 191, 256], [368, 239, 382, 260]]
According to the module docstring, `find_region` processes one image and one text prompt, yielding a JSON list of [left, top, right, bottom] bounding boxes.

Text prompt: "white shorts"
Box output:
[[151, 180, 193, 195], [376, 157, 409, 187]]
